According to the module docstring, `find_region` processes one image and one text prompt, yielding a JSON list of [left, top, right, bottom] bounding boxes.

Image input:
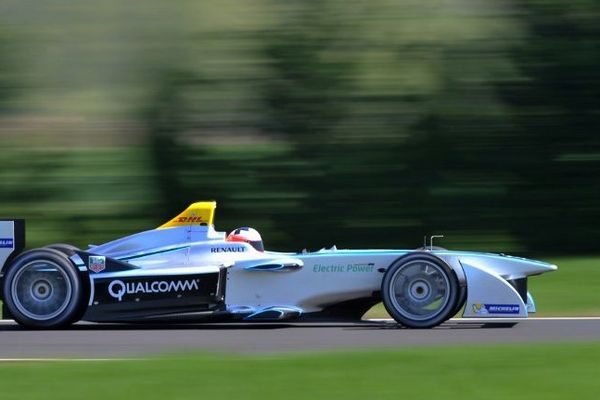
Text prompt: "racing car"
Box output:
[[0, 201, 557, 329]]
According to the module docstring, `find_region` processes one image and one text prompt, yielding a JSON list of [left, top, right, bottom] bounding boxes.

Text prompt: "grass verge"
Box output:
[[0, 342, 599, 400]]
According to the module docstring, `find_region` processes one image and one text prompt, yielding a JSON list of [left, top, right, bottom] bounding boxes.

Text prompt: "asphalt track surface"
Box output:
[[0, 318, 599, 359]]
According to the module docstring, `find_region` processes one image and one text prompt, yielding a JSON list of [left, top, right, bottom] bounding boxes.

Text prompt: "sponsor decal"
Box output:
[[108, 278, 200, 302], [211, 246, 246, 253], [176, 216, 205, 223], [0, 238, 14, 248], [89, 256, 106, 273], [313, 262, 375, 273], [472, 303, 520, 315]]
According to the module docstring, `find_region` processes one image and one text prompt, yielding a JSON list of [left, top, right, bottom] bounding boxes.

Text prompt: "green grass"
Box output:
[[365, 256, 600, 319], [527, 256, 600, 316], [0, 343, 599, 399]]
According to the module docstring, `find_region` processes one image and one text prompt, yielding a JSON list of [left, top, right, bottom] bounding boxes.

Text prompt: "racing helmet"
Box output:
[[226, 227, 264, 252]]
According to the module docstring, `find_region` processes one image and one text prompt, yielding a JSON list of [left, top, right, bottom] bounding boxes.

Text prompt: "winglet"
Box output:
[[158, 201, 216, 229]]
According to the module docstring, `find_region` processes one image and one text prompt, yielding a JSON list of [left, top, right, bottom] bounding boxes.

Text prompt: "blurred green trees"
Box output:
[[0, 0, 598, 254], [501, 0, 600, 252]]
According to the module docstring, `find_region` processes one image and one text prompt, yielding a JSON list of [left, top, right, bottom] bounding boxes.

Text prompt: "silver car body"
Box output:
[[0, 205, 557, 324], [76, 224, 555, 320]]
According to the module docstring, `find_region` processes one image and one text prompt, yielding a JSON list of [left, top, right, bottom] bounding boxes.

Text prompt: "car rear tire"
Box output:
[[45, 243, 80, 256], [44, 244, 89, 323], [382, 253, 459, 328], [2, 248, 84, 329]]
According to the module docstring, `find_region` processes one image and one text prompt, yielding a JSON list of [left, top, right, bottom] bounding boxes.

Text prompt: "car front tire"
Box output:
[[382, 252, 459, 328]]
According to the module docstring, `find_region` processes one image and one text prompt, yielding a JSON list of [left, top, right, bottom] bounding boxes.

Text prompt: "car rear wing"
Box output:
[[0, 219, 25, 274], [157, 201, 216, 229]]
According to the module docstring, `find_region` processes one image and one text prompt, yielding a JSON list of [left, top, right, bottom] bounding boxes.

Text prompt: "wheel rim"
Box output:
[[388, 260, 451, 321], [10, 259, 72, 321]]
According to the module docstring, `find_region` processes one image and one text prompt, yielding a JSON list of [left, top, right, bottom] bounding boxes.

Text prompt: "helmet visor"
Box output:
[[249, 240, 264, 252]]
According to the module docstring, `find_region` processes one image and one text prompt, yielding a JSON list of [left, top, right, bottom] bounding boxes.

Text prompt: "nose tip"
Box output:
[[524, 261, 557, 276]]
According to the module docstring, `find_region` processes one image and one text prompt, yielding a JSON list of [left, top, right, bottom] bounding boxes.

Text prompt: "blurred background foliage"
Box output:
[[0, 0, 598, 254]]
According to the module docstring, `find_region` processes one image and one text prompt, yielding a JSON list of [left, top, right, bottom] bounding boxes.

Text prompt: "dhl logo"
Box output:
[[158, 201, 216, 229], [176, 216, 206, 223]]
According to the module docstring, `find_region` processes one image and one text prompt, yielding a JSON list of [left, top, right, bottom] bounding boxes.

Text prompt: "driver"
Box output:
[[226, 227, 264, 252]]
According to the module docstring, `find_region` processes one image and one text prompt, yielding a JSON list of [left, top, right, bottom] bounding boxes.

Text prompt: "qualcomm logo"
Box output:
[[108, 279, 199, 302]]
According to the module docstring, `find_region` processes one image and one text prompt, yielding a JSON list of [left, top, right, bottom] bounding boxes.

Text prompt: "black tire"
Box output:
[[452, 285, 468, 317], [414, 246, 466, 317], [2, 248, 84, 329], [382, 252, 459, 328], [44, 244, 88, 323], [415, 250, 466, 317], [45, 243, 80, 256]]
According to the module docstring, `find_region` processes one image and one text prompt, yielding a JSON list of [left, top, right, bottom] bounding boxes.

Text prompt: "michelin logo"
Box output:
[[0, 238, 14, 248], [473, 303, 520, 315], [108, 279, 199, 302]]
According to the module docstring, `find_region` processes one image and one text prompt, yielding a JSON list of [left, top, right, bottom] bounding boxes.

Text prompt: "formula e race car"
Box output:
[[0, 202, 557, 329]]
